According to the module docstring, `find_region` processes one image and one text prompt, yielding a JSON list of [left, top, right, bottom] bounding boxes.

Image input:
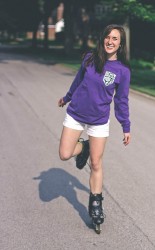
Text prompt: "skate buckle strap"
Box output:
[[90, 193, 104, 201]]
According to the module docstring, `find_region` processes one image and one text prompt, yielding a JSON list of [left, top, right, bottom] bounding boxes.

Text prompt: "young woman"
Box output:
[[58, 24, 131, 230]]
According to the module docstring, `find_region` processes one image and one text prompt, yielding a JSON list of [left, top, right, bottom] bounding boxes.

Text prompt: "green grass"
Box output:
[[62, 62, 155, 98], [63, 62, 81, 71], [2, 41, 155, 98], [131, 69, 155, 97]]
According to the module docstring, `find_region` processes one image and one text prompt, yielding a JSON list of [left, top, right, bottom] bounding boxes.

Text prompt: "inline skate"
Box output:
[[89, 192, 105, 234], [76, 139, 90, 169]]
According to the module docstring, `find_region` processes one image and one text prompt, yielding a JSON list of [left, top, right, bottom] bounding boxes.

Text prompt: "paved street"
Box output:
[[0, 50, 155, 250]]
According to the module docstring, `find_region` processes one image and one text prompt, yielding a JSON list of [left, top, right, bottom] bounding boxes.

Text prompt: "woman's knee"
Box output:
[[59, 148, 72, 161], [90, 158, 102, 171]]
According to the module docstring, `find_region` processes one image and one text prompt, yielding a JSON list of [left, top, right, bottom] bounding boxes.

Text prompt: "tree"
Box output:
[[99, 0, 155, 22], [99, 0, 155, 59], [62, 0, 100, 55], [62, 0, 155, 56], [0, 0, 42, 44]]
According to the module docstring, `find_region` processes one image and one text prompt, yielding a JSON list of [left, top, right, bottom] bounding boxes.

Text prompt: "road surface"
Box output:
[[0, 50, 155, 250]]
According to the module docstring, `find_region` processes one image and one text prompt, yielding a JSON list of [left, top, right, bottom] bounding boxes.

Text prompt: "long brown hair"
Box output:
[[84, 24, 130, 73]]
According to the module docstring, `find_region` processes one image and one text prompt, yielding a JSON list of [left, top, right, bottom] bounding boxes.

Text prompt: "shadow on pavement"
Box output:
[[33, 167, 91, 227]]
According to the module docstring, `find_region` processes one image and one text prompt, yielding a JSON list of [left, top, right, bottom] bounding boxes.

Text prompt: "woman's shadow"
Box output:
[[33, 167, 91, 227]]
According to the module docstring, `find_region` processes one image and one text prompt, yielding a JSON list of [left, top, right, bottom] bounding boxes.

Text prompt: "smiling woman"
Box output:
[[104, 29, 121, 60], [58, 24, 131, 234]]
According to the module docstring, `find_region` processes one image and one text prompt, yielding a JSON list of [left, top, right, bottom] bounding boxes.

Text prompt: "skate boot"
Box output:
[[76, 139, 90, 169], [89, 192, 105, 234]]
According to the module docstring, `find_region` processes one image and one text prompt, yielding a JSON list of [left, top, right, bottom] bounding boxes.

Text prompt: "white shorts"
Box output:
[[63, 113, 110, 137]]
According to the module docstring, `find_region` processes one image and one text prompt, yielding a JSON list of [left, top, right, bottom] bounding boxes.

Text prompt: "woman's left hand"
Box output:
[[123, 133, 131, 146], [58, 97, 66, 107]]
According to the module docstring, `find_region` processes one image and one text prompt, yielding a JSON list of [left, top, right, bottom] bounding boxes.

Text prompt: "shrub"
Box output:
[[130, 59, 154, 70]]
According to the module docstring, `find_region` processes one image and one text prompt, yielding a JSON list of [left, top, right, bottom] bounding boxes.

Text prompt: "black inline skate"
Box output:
[[89, 193, 105, 234], [76, 139, 90, 169]]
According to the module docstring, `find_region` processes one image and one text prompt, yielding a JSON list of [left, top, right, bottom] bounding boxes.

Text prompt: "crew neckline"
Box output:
[[107, 59, 118, 62]]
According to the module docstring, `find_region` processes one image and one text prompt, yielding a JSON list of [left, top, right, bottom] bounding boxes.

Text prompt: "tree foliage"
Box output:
[[0, 0, 42, 32], [99, 0, 155, 23], [0, 0, 154, 57]]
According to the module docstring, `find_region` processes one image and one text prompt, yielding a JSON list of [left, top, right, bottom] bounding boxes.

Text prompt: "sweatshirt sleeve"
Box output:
[[114, 67, 131, 133], [63, 63, 85, 104]]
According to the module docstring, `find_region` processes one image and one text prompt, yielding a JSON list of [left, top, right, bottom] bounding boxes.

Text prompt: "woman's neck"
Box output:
[[107, 53, 117, 61]]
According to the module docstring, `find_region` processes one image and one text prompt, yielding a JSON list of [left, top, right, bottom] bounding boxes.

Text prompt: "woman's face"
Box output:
[[104, 29, 121, 60]]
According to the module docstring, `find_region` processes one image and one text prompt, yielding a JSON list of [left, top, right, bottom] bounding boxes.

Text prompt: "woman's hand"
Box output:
[[123, 133, 131, 146], [58, 98, 66, 107]]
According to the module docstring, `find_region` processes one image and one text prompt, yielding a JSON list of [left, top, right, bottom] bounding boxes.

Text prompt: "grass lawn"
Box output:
[[131, 69, 155, 97], [1, 42, 155, 98], [62, 62, 155, 98]]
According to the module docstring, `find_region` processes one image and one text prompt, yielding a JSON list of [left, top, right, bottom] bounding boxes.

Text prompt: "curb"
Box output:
[[130, 88, 155, 102]]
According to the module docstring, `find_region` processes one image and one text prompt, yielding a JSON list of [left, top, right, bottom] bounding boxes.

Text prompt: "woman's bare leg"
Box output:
[[89, 136, 107, 194], [59, 126, 83, 160]]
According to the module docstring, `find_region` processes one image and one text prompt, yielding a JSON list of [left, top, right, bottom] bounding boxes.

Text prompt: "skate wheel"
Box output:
[[95, 224, 101, 234]]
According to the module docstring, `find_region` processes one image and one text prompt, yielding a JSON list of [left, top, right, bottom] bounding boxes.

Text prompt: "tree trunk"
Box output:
[[123, 17, 130, 60], [44, 15, 48, 50], [63, 0, 74, 56], [32, 29, 37, 48]]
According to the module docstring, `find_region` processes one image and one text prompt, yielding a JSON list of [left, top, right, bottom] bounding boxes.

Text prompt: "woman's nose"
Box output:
[[108, 38, 112, 44]]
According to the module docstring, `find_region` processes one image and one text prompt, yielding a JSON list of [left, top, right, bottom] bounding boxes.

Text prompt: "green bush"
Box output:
[[130, 59, 154, 70]]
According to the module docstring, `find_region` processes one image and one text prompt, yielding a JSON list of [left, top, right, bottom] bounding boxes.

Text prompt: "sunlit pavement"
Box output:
[[0, 51, 155, 250]]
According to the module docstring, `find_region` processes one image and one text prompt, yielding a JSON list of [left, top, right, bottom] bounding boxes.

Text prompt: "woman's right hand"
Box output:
[[58, 97, 66, 107]]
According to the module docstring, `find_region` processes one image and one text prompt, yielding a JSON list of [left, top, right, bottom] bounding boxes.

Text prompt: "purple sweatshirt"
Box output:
[[63, 58, 130, 133]]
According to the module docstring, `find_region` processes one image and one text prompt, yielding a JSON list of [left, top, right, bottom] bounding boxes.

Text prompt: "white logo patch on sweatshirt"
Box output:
[[103, 71, 116, 86]]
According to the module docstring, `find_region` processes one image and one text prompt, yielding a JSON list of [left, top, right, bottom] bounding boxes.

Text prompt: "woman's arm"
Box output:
[[114, 67, 131, 136], [63, 64, 85, 104]]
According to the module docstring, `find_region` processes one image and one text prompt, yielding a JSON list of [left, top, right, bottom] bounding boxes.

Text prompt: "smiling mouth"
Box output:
[[106, 45, 114, 48]]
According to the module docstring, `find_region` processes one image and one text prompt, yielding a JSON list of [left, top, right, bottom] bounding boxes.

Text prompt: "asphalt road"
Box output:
[[0, 50, 155, 250]]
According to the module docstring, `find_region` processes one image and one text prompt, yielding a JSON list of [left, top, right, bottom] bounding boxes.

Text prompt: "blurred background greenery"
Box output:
[[0, 0, 155, 96]]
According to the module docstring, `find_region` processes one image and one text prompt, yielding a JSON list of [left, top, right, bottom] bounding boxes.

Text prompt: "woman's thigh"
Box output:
[[89, 136, 107, 166], [59, 126, 83, 159]]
